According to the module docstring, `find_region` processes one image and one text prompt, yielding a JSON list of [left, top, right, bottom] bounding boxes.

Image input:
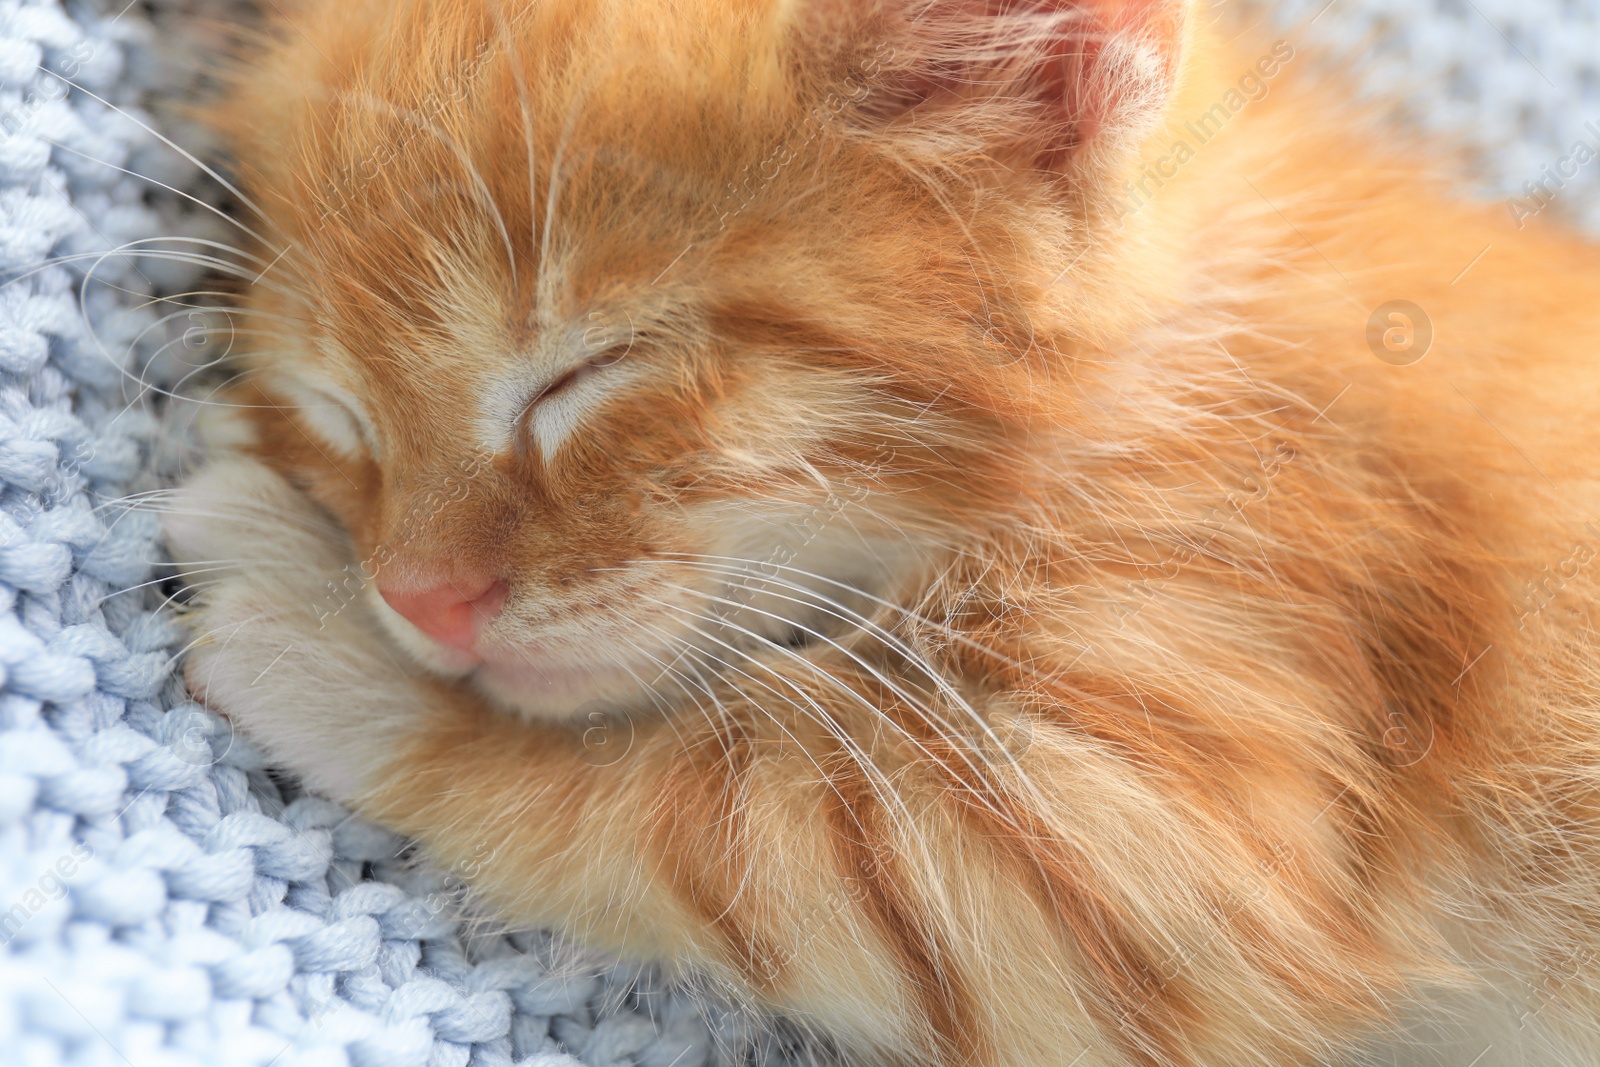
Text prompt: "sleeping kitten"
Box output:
[[163, 0, 1600, 1064]]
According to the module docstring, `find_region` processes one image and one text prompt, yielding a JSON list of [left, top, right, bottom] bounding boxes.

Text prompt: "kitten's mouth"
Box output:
[[372, 577, 873, 723], [369, 534, 916, 723], [468, 645, 679, 721], [464, 571, 898, 722], [367, 578, 738, 721], [369, 584, 693, 721]]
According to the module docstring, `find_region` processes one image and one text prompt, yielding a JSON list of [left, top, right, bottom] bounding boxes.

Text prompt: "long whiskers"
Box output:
[[44, 71, 288, 238], [40, 137, 292, 257], [591, 608, 751, 764], [624, 606, 927, 856], [634, 590, 1028, 833], [664, 553, 1033, 674], [2, 241, 296, 298], [327, 88, 519, 287], [649, 563, 1027, 768]]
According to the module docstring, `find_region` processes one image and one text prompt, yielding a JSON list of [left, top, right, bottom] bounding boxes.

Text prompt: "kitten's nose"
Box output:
[[377, 571, 508, 653]]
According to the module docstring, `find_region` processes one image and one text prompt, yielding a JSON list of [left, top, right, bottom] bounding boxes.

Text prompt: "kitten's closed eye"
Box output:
[[529, 342, 630, 406], [518, 331, 637, 458], [512, 319, 636, 460]]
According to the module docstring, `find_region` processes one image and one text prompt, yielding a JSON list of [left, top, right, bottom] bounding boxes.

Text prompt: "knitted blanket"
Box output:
[[0, 1, 1593, 1065]]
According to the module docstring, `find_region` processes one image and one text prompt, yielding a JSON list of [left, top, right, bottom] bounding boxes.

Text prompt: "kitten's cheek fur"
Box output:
[[165, 457, 427, 804]]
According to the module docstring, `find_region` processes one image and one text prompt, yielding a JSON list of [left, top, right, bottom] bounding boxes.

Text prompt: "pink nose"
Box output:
[[378, 572, 508, 653]]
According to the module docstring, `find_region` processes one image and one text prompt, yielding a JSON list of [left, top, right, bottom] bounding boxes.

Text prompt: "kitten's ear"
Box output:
[[780, 0, 1188, 169]]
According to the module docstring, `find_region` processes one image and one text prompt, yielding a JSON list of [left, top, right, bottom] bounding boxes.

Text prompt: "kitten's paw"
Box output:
[[166, 458, 430, 803], [163, 456, 348, 584]]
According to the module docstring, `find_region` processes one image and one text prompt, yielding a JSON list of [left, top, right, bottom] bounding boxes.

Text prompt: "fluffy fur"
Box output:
[[163, 1, 1600, 1064]]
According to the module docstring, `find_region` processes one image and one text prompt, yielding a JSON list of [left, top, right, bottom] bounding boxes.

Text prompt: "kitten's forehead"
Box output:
[[248, 0, 810, 310], [259, 0, 935, 469]]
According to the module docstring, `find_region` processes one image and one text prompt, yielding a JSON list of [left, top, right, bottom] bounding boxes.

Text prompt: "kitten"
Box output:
[[162, 0, 1600, 1064]]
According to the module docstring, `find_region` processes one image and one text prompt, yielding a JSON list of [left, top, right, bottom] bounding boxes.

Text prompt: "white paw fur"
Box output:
[[165, 457, 431, 804]]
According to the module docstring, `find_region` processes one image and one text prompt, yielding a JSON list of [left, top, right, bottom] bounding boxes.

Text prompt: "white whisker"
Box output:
[[40, 137, 291, 255], [45, 71, 287, 238]]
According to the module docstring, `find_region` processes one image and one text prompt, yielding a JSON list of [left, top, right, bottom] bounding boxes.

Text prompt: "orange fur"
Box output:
[[164, 1, 1600, 1064]]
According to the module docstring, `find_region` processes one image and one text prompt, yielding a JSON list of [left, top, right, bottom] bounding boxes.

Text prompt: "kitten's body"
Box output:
[[165, 1, 1600, 1064]]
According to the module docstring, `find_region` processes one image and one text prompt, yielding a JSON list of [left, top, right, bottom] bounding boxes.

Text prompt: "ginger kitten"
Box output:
[[164, 0, 1600, 1064]]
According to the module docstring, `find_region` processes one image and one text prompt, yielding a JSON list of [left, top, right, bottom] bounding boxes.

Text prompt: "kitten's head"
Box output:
[[207, 0, 1186, 719]]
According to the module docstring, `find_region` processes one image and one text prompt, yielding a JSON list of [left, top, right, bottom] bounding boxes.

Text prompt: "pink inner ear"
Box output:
[[1038, 0, 1186, 156], [822, 0, 1186, 166]]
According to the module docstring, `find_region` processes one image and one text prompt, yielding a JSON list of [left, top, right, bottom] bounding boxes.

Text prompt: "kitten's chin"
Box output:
[[467, 655, 661, 723]]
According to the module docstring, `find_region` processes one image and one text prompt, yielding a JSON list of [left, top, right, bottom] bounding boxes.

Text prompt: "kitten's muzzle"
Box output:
[[377, 572, 508, 655]]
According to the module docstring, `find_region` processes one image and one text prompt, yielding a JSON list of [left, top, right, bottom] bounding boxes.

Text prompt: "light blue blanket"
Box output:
[[0, 0, 1592, 1064]]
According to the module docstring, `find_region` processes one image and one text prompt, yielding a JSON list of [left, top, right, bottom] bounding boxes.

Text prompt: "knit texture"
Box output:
[[1264, 0, 1600, 232], [0, 1, 1594, 1065]]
